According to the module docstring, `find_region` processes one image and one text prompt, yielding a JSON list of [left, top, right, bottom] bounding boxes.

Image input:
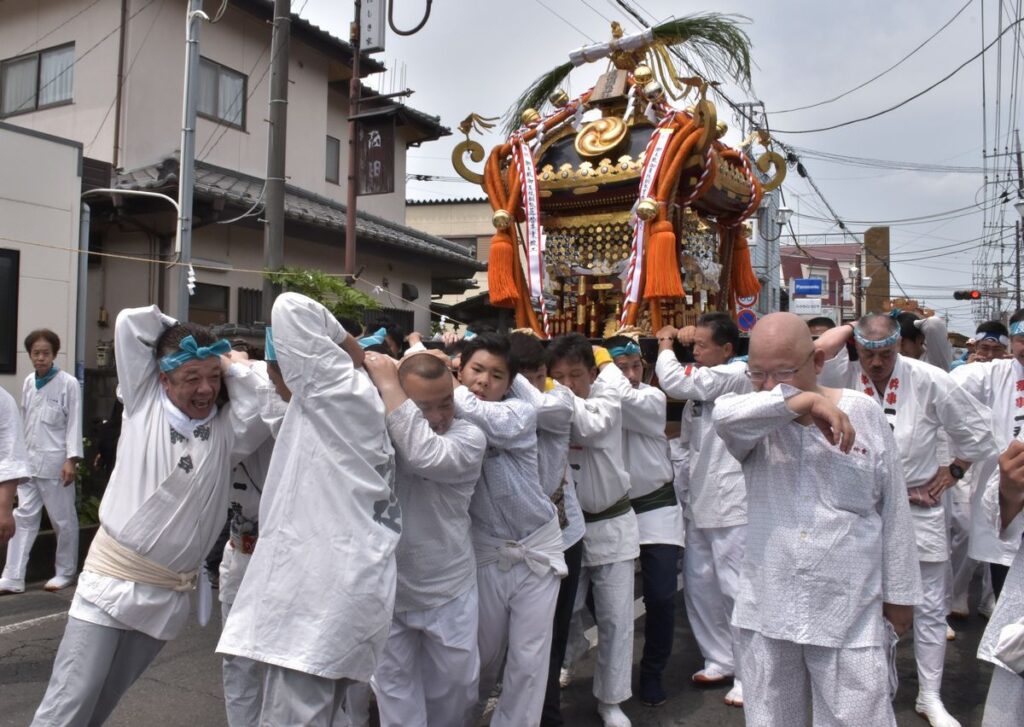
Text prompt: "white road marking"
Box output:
[[0, 610, 67, 636]]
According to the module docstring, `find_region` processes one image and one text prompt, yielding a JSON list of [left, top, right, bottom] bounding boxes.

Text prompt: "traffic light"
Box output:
[[953, 290, 982, 300]]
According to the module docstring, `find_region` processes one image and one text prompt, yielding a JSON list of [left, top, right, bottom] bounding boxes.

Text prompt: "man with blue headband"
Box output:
[[952, 310, 1024, 606], [30, 306, 270, 726], [816, 313, 997, 727], [602, 333, 683, 707]]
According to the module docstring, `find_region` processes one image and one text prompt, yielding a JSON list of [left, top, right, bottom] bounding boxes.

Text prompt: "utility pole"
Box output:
[[1016, 129, 1023, 312], [262, 0, 291, 322], [344, 0, 362, 276], [176, 0, 205, 320]]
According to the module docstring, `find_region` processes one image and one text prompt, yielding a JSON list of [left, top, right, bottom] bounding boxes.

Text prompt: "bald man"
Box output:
[[712, 313, 921, 727], [816, 314, 997, 727]]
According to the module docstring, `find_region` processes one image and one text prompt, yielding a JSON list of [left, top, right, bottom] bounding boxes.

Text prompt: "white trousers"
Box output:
[[948, 499, 994, 612], [914, 560, 950, 694], [683, 521, 744, 674], [31, 617, 166, 727], [982, 667, 1024, 727], [221, 600, 263, 727], [3, 477, 78, 582], [372, 587, 480, 727], [476, 559, 560, 727], [258, 665, 353, 727], [564, 558, 635, 704], [738, 629, 896, 727]]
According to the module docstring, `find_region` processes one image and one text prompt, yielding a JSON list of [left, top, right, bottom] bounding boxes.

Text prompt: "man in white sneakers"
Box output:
[[0, 329, 82, 594]]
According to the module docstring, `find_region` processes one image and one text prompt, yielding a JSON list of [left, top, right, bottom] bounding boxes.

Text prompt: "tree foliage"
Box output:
[[263, 267, 379, 320]]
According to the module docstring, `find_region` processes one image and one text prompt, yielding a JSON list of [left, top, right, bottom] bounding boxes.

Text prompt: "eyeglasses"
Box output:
[[745, 351, 814, 384]]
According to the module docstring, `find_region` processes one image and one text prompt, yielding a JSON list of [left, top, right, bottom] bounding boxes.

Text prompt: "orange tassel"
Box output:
[[487, 229, 519, 308], [643, 220, 685, 299], [728, 226, 761, 299]]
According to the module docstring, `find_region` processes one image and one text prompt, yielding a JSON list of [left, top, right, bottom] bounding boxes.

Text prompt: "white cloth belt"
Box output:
[[473, 516, 568, 579], [84, 526, 198, 592]]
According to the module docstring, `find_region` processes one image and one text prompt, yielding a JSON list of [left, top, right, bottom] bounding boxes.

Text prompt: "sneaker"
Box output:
[[559, 666, 574, 688], [692, 664, 733, 686], [724, 680, 744, 707], [946, 625, 956, 641], [0, 577, 25, 595], [597, 702, 631, 727], [44, 576, 75, 592], [638, 676, 666, 707], [915, 692, 962, 727]]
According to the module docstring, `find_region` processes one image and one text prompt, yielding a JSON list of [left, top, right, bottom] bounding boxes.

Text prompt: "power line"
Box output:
[[771, 0, 973, 114], [17, 0, 105, 56], [771, 18, 1024, 135]]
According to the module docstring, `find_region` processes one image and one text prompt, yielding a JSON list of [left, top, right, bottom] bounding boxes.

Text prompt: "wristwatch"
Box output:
[[948, 463, 966, 480]]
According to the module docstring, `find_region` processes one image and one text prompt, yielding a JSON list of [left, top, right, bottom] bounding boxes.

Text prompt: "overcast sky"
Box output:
[[297, 0, 1020, 334]]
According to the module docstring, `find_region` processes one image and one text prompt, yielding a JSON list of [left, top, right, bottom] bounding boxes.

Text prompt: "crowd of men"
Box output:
[[0, 294, 1022, 727]]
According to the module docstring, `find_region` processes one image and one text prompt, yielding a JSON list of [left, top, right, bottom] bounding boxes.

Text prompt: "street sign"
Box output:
[[360, 0, 386, 53], [792, 298, 823, 315], [736, 292, 758, 308], [737, 308, 758, 332], [793, 278, 824, 296]]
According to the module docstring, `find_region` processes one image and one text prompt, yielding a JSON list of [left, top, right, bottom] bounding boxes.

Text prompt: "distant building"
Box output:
[[0, 0, 482, 372], [780, 242, 859, 322]]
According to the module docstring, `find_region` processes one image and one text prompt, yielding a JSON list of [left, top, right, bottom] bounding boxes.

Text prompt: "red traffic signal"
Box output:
[[953, 290, 982, 300]]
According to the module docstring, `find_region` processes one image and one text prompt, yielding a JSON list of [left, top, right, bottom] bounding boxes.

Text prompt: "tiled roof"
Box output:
[[115, 157, 484, 274], [407, 197, 490, 205]]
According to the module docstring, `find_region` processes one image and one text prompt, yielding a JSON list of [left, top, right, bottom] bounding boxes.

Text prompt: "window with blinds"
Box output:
[[0, 43, 74, 117], [197, 57, 246, 129]]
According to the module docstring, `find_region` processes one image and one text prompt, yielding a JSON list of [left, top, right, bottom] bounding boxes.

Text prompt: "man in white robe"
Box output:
[[452, 333, 566, 727], [507, 332, 586, 727], [365, 350, 487, 727], [0, 386, 31, 544], [978, 437, 1024, 725], [713, 312, 922, 727], [217, 292, 401, 727], [548, 334, 639, 727], [217, 354, 285, 727], [1, 329, 82, 593], [30, 305, 266, 726], [654, 314, 751, 706], [604, 335, 684, 708], [951, 315, 1024, 602], [816, 314, 997, 727]]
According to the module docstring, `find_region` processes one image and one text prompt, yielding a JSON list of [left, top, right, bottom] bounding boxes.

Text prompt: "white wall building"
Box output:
[[0, 122, 82, 399]]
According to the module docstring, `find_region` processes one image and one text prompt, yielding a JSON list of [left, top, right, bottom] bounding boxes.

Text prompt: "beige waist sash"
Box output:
[[84, 527, 198, 592]]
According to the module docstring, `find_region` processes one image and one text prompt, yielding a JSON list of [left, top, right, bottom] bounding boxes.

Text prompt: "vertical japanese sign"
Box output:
[[357, 115, 395, 196]]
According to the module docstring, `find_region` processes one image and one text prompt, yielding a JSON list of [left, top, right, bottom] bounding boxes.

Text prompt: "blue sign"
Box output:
[[793, 278, 824, 296], [737, 308, 758, 332]]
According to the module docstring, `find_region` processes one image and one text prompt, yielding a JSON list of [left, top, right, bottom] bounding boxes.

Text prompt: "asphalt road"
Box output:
[[0, 576, 995, 726]]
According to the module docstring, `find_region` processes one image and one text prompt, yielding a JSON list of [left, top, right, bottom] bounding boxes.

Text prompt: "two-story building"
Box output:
[[1, 0, 482, 380]]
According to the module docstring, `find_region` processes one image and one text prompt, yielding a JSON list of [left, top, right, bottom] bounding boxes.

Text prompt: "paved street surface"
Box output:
[[0, 577, 994, 726]]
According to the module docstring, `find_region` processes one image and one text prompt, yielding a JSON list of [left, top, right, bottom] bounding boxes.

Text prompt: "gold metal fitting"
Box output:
[[632, 64, 654, 85], [549, 89, 569, 108], [715, 121, 728, 139], [636, 197, 658, 221], [521, 108, 541, 125], [642, 81, 664, 102], [492, 209, 513, 229]]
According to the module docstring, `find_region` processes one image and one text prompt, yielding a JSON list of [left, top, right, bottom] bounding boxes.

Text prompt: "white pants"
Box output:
[[3, 477, 78, 582], [31, 616, 166, 727], [564, 559, 635, 705], [221, 600, 263, 727], [476, 559, 560, 727], [683, 521, 744, 674], [982, 667, 1024, 727], [948, 499, 994, 612], [372, 587, 480, 727], [738, 629, 896, 727], [258, 665, 353, 727], [914, 560, 950, 694]]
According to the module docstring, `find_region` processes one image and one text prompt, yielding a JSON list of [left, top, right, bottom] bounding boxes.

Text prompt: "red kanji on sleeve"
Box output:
[[1016, 380, 1024, 392], [889, 378, 899, 390], [1017, 396, 1024, 409], [886, 392, 897, 405], [864, 388, 875, 398]]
